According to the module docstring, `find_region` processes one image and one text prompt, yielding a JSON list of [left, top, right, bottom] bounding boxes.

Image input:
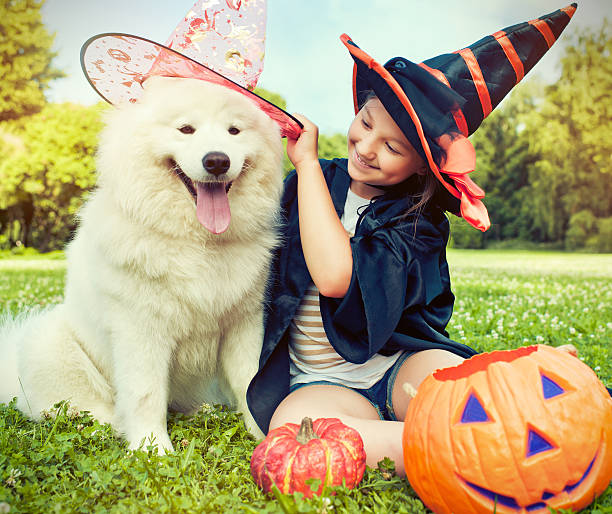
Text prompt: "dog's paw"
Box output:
[[128, 431, 174, 454]]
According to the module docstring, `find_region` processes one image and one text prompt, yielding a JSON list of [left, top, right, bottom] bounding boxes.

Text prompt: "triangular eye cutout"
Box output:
[[541, 374, 565, 399], [460, 393, 490, 423], [527, 428, 556, 457]]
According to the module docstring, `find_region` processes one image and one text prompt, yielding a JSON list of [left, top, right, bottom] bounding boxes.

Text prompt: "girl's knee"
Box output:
[[269, 384, 379, 430], [392, 349, 464, 421]]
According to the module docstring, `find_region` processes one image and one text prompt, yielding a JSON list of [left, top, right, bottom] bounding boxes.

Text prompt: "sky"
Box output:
[[41, 0, 609, 135]]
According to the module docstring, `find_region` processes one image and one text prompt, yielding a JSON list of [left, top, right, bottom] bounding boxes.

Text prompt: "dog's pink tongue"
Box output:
[[196, 182, 231, 234]]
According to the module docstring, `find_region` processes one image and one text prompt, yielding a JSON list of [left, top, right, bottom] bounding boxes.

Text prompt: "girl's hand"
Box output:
[[286, 114, 319, 169]]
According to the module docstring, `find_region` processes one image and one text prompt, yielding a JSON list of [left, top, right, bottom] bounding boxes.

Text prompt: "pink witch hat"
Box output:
[[80, 0, 302, 139]]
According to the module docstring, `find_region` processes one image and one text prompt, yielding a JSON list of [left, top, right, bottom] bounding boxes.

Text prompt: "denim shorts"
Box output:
[[288, 352, 413, 421]]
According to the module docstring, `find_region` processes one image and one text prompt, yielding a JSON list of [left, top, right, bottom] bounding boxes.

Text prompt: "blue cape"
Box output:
[[246, 158, 477, 432]]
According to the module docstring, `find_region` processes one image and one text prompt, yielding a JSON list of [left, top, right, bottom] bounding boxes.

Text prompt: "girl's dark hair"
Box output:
[[406, 172, 438, 217], [358, 91, 439, 218]]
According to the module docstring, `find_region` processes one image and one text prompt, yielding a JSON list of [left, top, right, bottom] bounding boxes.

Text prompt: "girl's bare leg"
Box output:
[[391, 349, 465, 421], [269, 350, 465, 478], [270, 384, 407, 474]]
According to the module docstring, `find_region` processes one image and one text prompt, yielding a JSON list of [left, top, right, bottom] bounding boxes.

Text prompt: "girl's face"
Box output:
[[347, 97, 426, 196]]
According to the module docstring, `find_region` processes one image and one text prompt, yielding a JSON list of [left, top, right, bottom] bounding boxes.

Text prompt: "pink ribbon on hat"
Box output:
[[81, 0, 302, 138], [436, 134, 490, 232]]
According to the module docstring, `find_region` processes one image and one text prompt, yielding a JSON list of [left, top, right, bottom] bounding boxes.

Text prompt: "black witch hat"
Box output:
[[342, 4, 577, 231]]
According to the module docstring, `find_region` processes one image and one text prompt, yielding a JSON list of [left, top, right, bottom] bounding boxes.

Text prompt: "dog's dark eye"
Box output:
[[179, 125, 195, 134], [228, 126, 240, 135]]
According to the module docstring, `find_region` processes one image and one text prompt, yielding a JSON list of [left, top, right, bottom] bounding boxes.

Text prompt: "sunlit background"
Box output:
[[42, 0, 609, 134]]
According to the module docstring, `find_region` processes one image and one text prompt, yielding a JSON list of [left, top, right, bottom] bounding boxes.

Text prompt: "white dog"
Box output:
[[0, 77, 284, 452]]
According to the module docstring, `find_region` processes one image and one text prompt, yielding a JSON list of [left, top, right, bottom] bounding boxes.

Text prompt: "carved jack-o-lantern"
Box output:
[[403, 345, 612, 514]]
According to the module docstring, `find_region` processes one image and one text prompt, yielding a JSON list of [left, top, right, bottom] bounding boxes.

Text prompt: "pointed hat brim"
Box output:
[[80, 33, 302, 139]]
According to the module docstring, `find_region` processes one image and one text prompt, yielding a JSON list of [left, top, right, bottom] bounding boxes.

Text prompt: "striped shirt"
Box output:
[[289, 187, 401, 388]]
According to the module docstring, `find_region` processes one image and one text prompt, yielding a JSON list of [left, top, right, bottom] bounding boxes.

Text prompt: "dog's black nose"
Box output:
[[203, 152, 230, 176]]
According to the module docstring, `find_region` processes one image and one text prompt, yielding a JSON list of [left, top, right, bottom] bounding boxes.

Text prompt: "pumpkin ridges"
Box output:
[[449, 379, 487, 513], [280, 445, 301, 494], [320, 439, 333, 490], [251, 417, 366, 498], [487, 362, 532, 503], [253, 434, 287, 486], [260, 437, 299, 487], [291, 438, 328, 495], [335, 439, 360, 479], [336, 440, 361, 488], [426, 376, 454, 511], [311, 417, 365, 489]]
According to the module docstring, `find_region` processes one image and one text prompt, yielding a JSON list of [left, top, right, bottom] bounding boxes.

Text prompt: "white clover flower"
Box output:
[[4, 469, 22, 488]]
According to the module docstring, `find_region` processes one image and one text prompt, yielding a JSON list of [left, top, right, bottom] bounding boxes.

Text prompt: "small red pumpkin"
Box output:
[[251, 417, 366, 497], [403, 345, 612, 514]]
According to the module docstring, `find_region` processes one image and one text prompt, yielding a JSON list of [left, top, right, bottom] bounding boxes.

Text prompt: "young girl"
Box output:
[[247, 5, 576, 477]]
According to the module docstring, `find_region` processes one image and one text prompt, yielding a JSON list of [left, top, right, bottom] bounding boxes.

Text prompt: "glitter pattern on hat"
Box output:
[[80, 0, 302, 139]]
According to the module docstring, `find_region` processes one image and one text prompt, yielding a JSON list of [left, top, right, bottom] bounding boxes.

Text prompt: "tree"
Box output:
[[0, 102, 106, 250], [254, 86, 349, 173], [469, 82, 545, 244], [526, 21, 612, 243], [0, 0, 64, 121]]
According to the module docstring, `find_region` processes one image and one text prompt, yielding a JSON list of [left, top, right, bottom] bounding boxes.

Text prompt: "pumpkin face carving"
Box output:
[[403, 345, 612, 514]]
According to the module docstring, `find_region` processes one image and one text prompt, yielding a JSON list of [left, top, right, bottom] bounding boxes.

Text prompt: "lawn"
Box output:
[[0, 249, 611, 513]]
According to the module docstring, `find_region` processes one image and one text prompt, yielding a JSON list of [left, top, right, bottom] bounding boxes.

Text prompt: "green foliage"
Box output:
[[253, 87, 288, 111], [469, 81, 544, 243], [0, 102, 107, 251], [565, 209, 598, 250], [319, 133, 348, 161], [448, 215, 484, 249], [466, 21, 612, 251], [1, 252, 611, 512], [281, 132, 348, 175], [526, 21, 612, 243], [587, 217, 612, 253], [0, 0, 64, 121]]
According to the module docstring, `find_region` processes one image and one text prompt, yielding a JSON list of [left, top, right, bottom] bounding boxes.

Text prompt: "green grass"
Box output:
[[1, 250, 611, 513]]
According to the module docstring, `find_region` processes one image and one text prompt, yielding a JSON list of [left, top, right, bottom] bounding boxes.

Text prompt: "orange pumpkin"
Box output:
[[403, 345, 612, 514], [251, 417, 366, 497]]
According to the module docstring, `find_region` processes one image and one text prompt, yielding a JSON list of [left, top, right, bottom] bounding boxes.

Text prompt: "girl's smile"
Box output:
[[352, 147, 379, 170], [347, 97, 426, 197]]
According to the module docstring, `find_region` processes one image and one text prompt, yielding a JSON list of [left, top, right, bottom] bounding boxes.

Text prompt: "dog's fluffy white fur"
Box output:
[[0, 77, 284, 452]]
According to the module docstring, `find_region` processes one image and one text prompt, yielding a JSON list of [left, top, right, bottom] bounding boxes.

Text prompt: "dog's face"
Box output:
[[97, 77, 283, 236]]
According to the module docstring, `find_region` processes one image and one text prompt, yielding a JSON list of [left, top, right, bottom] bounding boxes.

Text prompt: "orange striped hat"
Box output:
[[342, 4, 577, 231]]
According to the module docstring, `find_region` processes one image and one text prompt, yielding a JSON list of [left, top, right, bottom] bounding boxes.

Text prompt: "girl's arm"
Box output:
[[287, 114, 352, 298]]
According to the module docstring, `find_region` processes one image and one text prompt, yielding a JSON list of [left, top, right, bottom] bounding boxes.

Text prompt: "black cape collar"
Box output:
[[330, 159, 425, 224]]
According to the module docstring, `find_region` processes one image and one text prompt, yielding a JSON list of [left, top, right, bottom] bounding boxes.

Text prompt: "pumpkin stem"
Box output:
[[296, 417, 318, 444]]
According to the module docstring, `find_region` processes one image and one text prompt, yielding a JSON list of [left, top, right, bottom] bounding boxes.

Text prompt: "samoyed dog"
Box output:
[[0, 77, 285, 452]]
